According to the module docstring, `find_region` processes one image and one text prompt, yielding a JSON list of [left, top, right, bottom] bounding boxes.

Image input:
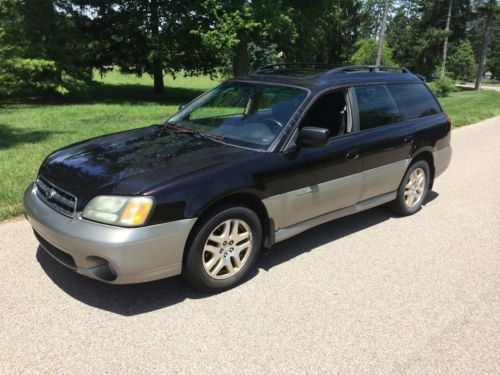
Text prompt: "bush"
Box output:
[[0, 58, 89, 98], [0, 58, 60, 97], [428, 76, 457, 97]]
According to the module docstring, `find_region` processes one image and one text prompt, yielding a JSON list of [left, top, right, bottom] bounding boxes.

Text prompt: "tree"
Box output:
[[195, 0, 363, 75], [474, 0, 498, 89], [441, 0, 453, 77], [194, 0, 296, 76], [376, 0, 390, 66], [485, 17, 500, 78], [386, 0, 473, 77], [351, 38, 394, 65], [0, 0, 90, 97], [447, 39, 477, 80], [62, 0, 215, 93], [283, 0, 363, 65]]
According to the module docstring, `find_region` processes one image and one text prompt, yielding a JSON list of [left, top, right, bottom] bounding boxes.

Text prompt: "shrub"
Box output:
[[0, 58, 60, 97], [428, 76, 457, 97]]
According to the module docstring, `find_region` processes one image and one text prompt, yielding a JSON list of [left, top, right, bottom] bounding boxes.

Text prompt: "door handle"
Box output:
[[404, 136, 414, 144], [345, 151, 359, 160]]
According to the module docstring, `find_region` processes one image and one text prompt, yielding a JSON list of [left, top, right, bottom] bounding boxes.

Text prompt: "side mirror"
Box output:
[[296, 127, 330, 148]]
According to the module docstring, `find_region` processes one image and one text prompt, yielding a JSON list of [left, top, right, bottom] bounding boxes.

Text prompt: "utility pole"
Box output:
[[376, 0, 390, 66], [475, 0, 496, 90], [441, 0, 453, 78]]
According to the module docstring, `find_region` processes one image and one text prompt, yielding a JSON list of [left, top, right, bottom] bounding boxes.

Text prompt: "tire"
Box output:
[[183, 205, 262, 292], [392, 160, 430, 216]]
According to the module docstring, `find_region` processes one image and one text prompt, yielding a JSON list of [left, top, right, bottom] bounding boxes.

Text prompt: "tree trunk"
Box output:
[[376, 0, 390, 66], [475, 1, 495, 90], [441, 0, 453, 78], [153, 58, 164, 94], [150, 0, 164, 94], [232, 36, 249, 77]]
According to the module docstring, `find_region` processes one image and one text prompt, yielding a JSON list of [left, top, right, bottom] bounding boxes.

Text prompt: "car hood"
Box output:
[[39, 125, 253, 208]]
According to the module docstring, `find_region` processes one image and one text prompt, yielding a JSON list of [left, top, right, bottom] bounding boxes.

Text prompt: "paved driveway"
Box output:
[[1, 117, 499, 374]]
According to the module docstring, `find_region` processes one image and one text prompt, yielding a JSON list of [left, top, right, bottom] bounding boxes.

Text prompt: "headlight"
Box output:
[[82, 196, 155, 227]]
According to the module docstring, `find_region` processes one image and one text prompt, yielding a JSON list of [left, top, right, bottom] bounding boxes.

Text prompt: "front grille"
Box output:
[[35, 176, 77, 217]]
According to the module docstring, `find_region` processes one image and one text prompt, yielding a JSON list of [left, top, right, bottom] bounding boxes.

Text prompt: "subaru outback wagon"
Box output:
[[24, 64, 452, 291]]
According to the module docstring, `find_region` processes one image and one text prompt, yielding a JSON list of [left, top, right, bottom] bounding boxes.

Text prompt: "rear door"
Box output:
[[353, 84, 415, 201]]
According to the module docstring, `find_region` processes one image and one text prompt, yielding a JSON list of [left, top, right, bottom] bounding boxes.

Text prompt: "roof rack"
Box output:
[[327, 65, 412, 74], [252, 63, 338, 74]]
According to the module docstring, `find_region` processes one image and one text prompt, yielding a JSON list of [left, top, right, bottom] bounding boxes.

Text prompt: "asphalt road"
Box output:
[[1, 117, 499, 374]]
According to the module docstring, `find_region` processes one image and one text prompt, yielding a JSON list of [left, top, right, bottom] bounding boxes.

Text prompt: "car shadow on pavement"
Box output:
[[37, 191, 438, 316]]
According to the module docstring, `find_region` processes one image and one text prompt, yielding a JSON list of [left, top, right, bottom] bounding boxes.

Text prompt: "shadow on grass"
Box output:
[[36, 191, 438, 316], [0, 123, 65, 150], [83, 82, 208, 105], [0, 82, 207, 107]]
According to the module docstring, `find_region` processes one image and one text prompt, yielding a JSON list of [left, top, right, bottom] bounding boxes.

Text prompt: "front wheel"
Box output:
[[183, 205, 262, 292], [392, 160, 430, 216]]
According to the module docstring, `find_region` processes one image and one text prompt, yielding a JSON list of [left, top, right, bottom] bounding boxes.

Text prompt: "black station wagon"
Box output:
[[24, 64, 452, 291]]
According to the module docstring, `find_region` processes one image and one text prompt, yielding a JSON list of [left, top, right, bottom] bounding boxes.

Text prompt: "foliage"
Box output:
[[350, 39, 394, 66], [0, 58, 62, 97], [447, 39, 477, 80], [387, 0, 474, 76], [428, 76, 458, 97], [283, 0, 363, 65], [193, 0, 296, 76], [0, 0, 496, 95], [0, 0, 91, 98]]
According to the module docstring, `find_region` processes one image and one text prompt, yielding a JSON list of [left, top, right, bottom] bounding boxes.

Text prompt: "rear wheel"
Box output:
[[183, 205, 262, 292], [392, 160, 430, 216]]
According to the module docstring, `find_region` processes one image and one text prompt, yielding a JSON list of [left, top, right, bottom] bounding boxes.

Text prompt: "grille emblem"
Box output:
[[46, 188, 58, 201]]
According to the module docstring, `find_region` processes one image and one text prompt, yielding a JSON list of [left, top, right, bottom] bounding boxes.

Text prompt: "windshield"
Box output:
[[167, 81, 308, 150]]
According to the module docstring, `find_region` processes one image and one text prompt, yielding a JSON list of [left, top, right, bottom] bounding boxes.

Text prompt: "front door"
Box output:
[[277, 133, 364, 228], [274, 89, 364, 228]]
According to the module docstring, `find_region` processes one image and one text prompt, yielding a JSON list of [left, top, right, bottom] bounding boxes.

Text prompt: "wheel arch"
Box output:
[[182, 191, 273, 270], [411, 148, 435, 189]]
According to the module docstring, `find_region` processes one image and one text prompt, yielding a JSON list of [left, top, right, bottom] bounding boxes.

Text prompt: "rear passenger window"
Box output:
[[387, 84, 441, 120], [354, 85, 403, 130]]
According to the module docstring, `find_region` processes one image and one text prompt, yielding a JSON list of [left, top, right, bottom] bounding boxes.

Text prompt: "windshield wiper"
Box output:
[[165, 122, 225, 142]]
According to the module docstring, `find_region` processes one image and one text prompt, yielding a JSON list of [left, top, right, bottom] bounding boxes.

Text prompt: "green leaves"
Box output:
[[447, 39, 477, 80], [350, 39, 394, 66]]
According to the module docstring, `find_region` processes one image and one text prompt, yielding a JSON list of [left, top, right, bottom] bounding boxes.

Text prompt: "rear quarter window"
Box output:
[[387, 84, 441, 120], [354, 85, 403, 130]]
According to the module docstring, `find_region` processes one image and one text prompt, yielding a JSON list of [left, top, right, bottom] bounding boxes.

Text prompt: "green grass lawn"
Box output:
[[1, 74, 499, 221], [439, 90, 500, 127]]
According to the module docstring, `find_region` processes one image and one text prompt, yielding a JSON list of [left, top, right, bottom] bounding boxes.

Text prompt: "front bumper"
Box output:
[[24, 183, 196, 284]]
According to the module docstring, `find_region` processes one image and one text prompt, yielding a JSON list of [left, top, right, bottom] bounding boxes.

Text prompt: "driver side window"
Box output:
[[299, 90, 350, 138]]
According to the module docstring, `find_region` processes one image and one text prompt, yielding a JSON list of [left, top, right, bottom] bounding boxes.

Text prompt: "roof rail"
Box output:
[[253, 63, 338, 74], [328, 65, 412, 74]]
